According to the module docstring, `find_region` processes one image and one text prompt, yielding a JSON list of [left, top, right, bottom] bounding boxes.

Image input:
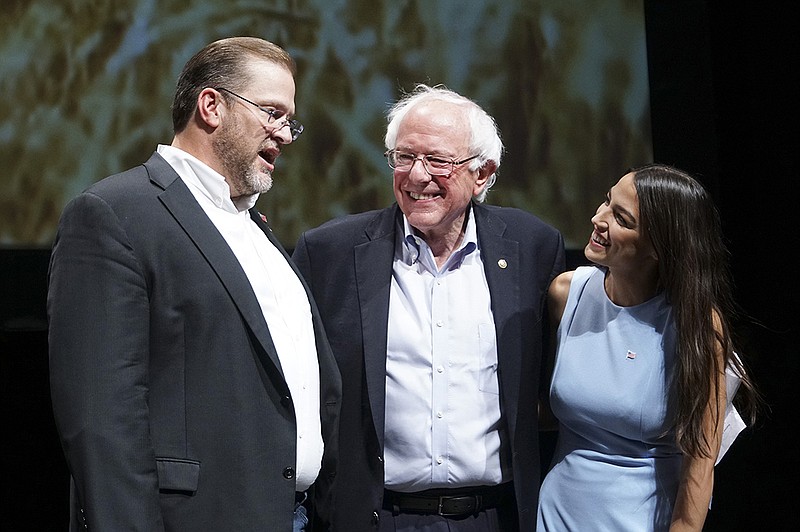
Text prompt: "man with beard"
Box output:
[[47, 37, 341, 532]]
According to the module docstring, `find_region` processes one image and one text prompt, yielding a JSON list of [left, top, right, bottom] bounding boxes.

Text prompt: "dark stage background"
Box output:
[[1, 0, 796, 530]]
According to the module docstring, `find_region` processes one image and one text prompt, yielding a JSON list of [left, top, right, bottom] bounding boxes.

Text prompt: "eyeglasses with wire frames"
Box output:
[[214, 87, 304, 141], [385, 149, 480, 177]]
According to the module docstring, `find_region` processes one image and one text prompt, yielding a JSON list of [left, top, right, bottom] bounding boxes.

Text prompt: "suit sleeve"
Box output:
[[291, 232, 312, 283], [48, 191, 164, 530], [550, 232, 567, 283], [539, 230, 567, 399]]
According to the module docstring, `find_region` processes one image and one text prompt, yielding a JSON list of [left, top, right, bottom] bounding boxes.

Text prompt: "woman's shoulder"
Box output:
[[549, 266, 604, 318], [548, 270, 575, 322], [551, 266, 598, 292], [550, 270, 575, 295]]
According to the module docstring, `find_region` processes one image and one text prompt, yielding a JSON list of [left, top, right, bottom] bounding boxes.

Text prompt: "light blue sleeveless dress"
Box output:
[[537, 266, 682, 531]]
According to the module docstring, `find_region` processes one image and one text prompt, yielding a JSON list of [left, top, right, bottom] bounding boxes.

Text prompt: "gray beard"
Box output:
[[212, 123, 273, 197]]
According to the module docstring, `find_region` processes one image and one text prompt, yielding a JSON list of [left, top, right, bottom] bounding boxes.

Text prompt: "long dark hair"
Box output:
[[633, 163, 759, 457]]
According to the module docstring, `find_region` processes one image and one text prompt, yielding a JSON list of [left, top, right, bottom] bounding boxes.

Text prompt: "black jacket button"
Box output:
[[283, 467, 295, 479]]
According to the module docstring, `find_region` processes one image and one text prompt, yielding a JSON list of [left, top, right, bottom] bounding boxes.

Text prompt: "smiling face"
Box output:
[[212, 60, 296, 198], [585, 172, 658, 275], [392, 100, 489, 246]]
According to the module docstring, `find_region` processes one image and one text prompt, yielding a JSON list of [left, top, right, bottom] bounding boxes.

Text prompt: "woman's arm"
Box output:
[[538, 270, 574, 430], [669, 314, 727, 531]]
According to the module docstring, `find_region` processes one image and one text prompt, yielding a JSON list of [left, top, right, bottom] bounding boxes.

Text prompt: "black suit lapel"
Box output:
[[148, 156, 285, 381], [249, 208, 336, 380], [355, 207, 399, 446], [474, 204, 522, 425]]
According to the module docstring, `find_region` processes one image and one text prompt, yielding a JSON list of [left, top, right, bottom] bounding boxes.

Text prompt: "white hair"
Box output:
[[384, 84, 503, 202]]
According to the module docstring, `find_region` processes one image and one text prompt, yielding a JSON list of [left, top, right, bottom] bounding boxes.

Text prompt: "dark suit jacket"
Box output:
[[47, 152, 341, 531], [292, 203, 565, 531]]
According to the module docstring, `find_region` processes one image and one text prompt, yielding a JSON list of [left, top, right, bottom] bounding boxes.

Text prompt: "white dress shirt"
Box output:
[[157, 145, 323, 491], [383, 206, 511, 491]]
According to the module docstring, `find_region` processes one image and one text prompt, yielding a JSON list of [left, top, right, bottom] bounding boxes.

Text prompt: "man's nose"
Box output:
[[271, 123, 294, 144], [407, 157, 432, 182]]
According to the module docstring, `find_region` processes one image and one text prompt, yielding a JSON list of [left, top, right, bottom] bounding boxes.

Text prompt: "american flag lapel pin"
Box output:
[[626, 350, 637, 360], [257, 212, 273, 231]]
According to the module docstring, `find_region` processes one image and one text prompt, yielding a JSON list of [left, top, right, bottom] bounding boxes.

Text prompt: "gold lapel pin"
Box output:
[[498, 259, 508, 269]]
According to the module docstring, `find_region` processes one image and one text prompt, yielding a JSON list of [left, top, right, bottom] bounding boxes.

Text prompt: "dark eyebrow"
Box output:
[[608, 189, 637, 226], [617, 207, 637, 226]]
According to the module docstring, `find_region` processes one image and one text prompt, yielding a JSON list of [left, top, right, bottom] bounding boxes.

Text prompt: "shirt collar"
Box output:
[[400, 204, 478, 271], [157, 144, 258, 213]]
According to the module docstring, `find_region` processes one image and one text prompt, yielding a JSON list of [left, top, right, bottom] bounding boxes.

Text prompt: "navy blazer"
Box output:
[[293, 203, 565, 531], [48, 152, 341, 531]]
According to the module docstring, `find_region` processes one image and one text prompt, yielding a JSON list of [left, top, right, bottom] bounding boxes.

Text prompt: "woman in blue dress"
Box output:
[[537, 164, 759, 531]]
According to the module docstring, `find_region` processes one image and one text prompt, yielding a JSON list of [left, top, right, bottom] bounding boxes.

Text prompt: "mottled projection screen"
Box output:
[[0, 0, 651, 249]]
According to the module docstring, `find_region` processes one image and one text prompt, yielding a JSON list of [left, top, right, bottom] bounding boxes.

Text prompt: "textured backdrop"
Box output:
[[0, 0, 651, 248]]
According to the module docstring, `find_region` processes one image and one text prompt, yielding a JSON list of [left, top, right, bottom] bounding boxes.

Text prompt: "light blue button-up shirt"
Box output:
[[384, 207, 510, 491]]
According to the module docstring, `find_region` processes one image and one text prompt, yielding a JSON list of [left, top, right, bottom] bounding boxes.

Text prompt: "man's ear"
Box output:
[[196, 88, 224, 128], [473, 159, 497, 193]]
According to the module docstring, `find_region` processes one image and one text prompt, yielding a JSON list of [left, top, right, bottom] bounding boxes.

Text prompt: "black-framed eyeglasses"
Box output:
[[385, 149, 480, 177], [215, 87, 304, 141]]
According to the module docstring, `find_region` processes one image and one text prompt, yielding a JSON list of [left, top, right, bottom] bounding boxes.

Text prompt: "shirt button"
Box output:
[[437, 411, 443, 418], [437, 366, 444, 373], [436, 456, 444, 464], [436, 321, 444, 327]]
